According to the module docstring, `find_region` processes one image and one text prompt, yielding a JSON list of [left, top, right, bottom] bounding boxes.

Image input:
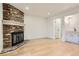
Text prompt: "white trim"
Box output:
[[0, 4, 3, 53]]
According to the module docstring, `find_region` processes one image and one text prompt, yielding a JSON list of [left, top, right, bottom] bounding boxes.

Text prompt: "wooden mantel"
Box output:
[[3, 20, 24, 26]]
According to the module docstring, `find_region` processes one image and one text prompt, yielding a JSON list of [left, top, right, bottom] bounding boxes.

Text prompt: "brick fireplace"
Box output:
[[3, 25, 24, 48], [3, 3, 24, 49]]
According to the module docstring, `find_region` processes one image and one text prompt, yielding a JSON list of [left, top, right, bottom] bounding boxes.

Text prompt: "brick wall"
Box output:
[[3, 3, 24, 48]]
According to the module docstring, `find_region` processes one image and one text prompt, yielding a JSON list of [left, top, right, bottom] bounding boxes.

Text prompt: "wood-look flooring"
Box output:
[[0, 39, 79, 56]]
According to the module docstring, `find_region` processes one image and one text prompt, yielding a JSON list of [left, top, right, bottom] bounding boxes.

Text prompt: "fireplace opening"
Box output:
[[11, 31, 24, 46]]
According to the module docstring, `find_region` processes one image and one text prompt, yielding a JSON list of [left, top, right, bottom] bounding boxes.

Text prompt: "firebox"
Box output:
[[11, 31, 24, 46]]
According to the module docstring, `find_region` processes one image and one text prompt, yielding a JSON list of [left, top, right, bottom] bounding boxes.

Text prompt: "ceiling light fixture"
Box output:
[[48, 12, 50, 15], [25, 7, 29, 10]]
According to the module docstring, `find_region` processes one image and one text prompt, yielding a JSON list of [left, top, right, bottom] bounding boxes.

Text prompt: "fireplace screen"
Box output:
[[11, 31, 24, 46]]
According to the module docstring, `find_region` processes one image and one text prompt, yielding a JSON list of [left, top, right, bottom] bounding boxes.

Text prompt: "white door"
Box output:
[[54, 18, 62, 39]]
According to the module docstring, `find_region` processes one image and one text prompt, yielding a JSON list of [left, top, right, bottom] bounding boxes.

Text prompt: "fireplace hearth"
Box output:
[[11, 31, 24, 46]]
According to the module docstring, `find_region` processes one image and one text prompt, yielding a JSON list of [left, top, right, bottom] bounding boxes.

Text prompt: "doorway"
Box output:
[[53, 18, 62, 39]]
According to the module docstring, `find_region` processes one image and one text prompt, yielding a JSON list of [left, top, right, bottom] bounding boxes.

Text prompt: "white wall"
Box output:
[[0, 3, 3, 52], [24, 15, 48, 40], [47, 18, 55, 39], [65, 13, 79, 32]]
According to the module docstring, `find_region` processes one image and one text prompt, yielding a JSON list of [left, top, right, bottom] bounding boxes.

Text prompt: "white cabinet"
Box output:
[[65, 32, 79, 44]]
